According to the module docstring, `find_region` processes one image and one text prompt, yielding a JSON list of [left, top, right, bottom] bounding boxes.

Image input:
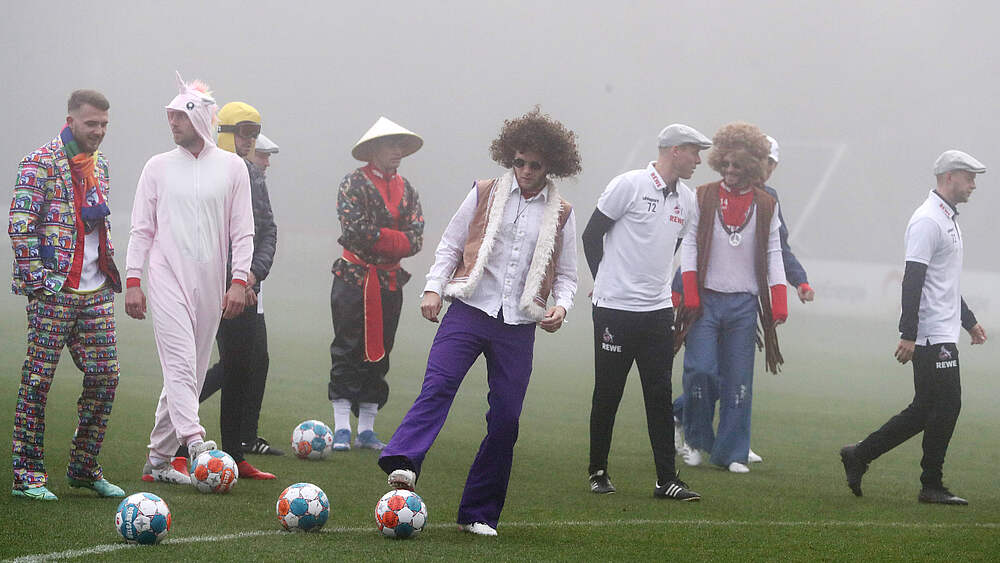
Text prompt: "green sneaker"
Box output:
[[12, 485, 58, 501], [67, 477, 126, 498]]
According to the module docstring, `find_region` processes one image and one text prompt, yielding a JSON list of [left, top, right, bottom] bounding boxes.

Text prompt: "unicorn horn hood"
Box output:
[[165, 71, 218, 147]]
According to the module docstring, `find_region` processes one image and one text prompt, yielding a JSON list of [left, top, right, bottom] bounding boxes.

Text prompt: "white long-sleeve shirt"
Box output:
[[425, 178, 578, 325], [680, 190, 785, 294]]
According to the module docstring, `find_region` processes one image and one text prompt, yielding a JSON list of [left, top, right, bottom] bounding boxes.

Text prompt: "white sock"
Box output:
[[332, 399, 352, 431], [358, 402, 378, 434], [149, 455, 168, 467], [186, 438, 203, 450]]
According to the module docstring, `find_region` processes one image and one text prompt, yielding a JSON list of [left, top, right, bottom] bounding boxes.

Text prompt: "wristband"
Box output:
[[231, 278, 247, 287], [126, 277, 141, 289], [798, 282, 813, 293], [771, 284, 788, 322], [682, 271, 700, 309]]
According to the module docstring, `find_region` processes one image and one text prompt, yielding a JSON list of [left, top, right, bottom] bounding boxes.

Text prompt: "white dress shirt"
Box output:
[[425, 176, 578, 325]]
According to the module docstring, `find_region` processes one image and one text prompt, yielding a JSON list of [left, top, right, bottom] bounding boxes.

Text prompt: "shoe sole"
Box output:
[[11, 489, 58, 501]]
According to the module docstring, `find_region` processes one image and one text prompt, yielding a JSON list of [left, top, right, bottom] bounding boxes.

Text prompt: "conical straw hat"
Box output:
[[351, 116, 423, 161]]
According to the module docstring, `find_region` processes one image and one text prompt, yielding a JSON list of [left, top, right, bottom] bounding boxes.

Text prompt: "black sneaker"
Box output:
[[654, 477, 701, 501], [243, 437, 285, 456], [839, 443, 867, 497], [918, 487, 968, 505], [589, 470, 616, 494]]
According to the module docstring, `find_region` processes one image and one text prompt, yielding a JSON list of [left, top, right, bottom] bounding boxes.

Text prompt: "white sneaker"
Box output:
[[188, 439, 218, 463], [673, 417, 684, 451], [748, 449, 763, 463], [143, 459, 191, 485], [387, 469, 416, 491], [682, 443, 702, 466], [728, 462, 750, 473], [461, 522, 498, 536]]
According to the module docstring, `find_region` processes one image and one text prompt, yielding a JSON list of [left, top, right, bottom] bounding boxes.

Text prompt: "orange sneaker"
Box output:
[[237, 460, 276, 480]]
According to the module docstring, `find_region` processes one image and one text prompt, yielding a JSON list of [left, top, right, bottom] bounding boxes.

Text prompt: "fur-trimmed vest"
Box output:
[[675, 181, 784, 374], [443, 171, 573, 320]]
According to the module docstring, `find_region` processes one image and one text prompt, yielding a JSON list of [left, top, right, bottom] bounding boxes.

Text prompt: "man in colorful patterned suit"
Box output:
[[8, 90, 124, 501], [329, 117, 424, 451]]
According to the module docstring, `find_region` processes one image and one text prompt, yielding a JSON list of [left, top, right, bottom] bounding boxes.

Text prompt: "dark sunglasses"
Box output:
[[219, 122, 261, 139], [512, 157, 544, 171]]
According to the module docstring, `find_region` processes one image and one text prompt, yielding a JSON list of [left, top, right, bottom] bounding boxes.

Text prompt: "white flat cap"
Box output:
[[766, 135, 780, 163], [933, 150, 986, 175], [658, 123, 712, 149], [255, 133, 279, 154]]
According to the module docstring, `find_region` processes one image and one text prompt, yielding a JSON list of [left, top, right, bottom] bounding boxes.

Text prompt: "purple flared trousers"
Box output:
[[379, 299, 536, 529]]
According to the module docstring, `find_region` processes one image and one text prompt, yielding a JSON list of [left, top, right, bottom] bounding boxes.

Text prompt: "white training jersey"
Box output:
[[592, 162, 695, 311], [905, 190, 963, 344]]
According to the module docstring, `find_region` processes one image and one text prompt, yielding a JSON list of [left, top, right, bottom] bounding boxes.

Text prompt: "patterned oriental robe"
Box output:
[[329, 164, 423, 410]]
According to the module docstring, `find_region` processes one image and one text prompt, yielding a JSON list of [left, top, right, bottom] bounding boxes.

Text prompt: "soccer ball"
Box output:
[[115, 492, 171, 545], [190, 449, 238, 493], [291, 420, 334, 460], [276, 482, 330, 532], [375, 489, 428, 539]]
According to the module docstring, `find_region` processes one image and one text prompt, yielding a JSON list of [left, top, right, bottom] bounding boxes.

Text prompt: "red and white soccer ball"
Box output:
[[291, 419, 335, 460], [190, 449, 238, 493], [115, 492, 171, 545], [375, 489, 428, 539], [276, 482, 330, 532]]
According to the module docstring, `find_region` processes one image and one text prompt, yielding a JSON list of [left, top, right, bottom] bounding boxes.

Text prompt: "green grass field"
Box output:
[[1, 292, 998, 562]]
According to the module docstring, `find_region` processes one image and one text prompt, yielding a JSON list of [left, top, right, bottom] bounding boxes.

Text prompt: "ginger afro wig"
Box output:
[[707, 122, 771, 187]]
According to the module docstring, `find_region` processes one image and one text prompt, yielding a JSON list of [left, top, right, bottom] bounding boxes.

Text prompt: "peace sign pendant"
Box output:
[[729, 232, 742, 247]]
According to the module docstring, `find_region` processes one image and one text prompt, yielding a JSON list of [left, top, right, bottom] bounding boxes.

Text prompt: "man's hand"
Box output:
[[968, 323, 987, 345], [125, 286, 147, 320], [245, 287, 258, 307], [421, 291, 443, 322], [539, 305, 567, 333], [222, 283, 247, 319], [894, 339, 915, 364], [797, 284, 815, 303], [247, 271, 257, 287]]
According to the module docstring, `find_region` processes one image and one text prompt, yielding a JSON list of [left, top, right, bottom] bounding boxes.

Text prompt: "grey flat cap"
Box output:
[[658, 123, 712, 149], [933, 150, 986, 175], [255, 133, 279, 154]]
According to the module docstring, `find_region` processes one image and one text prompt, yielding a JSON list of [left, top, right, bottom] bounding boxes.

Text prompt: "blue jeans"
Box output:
[[682, 290, 757, 466]]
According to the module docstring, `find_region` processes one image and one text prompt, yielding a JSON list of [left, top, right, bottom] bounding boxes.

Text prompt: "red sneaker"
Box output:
[[237, 460, 276, 480], [171, 457, 189, 475]]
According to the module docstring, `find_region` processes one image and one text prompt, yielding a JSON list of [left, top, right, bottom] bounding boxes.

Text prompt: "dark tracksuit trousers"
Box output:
[[177, 307, 268, 463], [589, 305, 677, 484], [855, 342, 962, 488]]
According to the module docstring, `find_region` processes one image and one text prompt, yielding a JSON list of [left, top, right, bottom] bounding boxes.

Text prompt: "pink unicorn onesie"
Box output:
[[125, 72, 255, 484]]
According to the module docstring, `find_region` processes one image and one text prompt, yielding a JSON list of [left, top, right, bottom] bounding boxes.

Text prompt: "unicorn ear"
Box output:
[[175, 70, 185, 93]]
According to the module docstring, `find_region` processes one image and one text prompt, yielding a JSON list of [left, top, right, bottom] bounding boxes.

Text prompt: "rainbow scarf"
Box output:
[[60, 124, 109, 233]]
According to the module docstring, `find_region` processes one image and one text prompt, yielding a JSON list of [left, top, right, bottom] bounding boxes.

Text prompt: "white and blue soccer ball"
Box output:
[[276, 482, 330, 532], [291, 420, 334, 460], [115, 492, 171, 545], [375, 489, 428, 539], [190, 449, 238, 493]]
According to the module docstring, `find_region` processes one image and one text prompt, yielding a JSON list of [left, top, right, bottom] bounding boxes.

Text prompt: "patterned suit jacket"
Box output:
[[8, 136, 121, 296]]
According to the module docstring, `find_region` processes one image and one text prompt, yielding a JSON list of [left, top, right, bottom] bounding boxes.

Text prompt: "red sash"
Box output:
[[342, 249, 400, 362]]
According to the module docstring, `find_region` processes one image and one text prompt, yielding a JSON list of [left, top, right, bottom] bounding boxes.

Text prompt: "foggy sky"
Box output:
[[3, 0, 998, 313]]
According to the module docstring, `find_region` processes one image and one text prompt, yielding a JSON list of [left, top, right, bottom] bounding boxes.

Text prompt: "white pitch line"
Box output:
[[8, 518, 999, 562]]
